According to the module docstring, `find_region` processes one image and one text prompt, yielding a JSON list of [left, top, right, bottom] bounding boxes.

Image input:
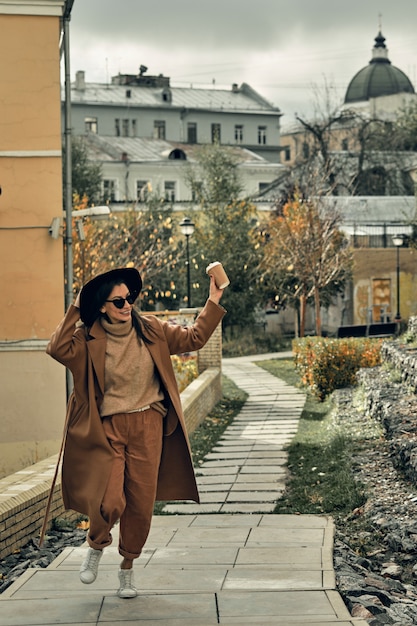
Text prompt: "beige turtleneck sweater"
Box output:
[[99, 317, 165, 418]]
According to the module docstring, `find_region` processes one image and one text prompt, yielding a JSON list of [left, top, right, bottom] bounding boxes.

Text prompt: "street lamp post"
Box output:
[[392, 234, 404, 322], [179, 217, 195, 307], [49, 205, 111, 398]]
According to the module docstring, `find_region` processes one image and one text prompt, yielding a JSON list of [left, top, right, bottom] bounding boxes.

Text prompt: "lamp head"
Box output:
[[179, 216, 195, 236]]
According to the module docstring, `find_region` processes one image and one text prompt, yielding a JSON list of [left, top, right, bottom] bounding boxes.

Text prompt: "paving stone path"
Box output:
[[163, 355, 305, 514], [0, 354, 369, 625]]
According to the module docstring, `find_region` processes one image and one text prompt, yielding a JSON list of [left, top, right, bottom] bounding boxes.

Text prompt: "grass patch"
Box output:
[[190, 375, 248, 467], [257, 359, 368, 517]]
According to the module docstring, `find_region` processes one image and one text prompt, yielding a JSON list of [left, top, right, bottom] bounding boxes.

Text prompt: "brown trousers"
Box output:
[[87, 408, 163, 560]]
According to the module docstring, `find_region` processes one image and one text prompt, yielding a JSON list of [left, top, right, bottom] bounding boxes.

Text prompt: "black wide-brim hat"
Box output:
[[79, 267, 142, 327]]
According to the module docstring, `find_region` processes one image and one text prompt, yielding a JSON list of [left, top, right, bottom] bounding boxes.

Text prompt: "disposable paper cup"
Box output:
[[206, 261, 230, 289]]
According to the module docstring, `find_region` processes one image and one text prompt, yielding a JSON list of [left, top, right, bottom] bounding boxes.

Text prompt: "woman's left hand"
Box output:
[[208, 275, 224, 304]]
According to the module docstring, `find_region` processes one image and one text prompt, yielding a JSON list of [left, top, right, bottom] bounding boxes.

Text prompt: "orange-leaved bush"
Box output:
[[293, 337, 383, 400]]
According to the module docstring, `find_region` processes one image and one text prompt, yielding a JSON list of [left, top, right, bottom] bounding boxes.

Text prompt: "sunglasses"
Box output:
[[105, 294, 135, 309]]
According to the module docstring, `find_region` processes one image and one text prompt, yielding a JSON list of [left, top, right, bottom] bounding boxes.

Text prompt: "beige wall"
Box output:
[[352, 248, 417, 324], [0, 3, 66, 477]]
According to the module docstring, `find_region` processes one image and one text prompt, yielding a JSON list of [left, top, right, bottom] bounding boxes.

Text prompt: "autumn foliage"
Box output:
[[260, 191, 353, 337], [293, 336, 382, 400]]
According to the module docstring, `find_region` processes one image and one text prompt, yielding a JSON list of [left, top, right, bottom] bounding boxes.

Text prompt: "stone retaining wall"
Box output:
[[358, 318, 417, 491], [0, 367, 221, 560]]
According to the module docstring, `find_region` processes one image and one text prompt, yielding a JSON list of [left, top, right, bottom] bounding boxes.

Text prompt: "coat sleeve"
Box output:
[[159, 299, 226, 355], [46, 304, 87, 370]]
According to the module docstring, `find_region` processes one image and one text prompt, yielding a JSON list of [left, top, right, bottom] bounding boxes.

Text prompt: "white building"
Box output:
[[68, 69, 283, 163], [80, 132, 285, 206]]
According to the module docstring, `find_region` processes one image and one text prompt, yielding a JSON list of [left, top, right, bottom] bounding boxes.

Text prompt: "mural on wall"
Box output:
[[355, 282, 371, 324], [354, 278, 393, 324], [372, 278, 392, 322]]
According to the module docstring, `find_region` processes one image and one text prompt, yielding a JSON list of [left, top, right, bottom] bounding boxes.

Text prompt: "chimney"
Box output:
[[232, 83, 239, 93], [75, 71, 86, 91]]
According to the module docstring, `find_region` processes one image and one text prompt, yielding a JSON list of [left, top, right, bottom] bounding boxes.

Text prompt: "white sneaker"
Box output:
[[117, 568, 137, 598], [79, 548, 103, 584]]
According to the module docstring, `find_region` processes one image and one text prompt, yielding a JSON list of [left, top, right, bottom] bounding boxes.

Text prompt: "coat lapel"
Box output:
[[86, 320, 107, 396]]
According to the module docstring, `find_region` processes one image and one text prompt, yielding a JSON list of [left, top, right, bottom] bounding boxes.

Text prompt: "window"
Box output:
[[283, 146, 291, 161], [164, 181, 176, 202], [211, 123, 221, 144], [341, 138, 349, 151], [302, 142, 310, 159], [122, 119, 130, 137], [136, 180, 150, 202], [115, 118, 120, 137], [102, 179, 117, 202], [154, 120, 166, 140], [235, 125, 243, 144], [84, 117, 97, 133], [258, 183, 270, 194], [187, 122, 197, 144], [191, 181, 203, 202], [258, 126, 267, 145], [131, 119, 137, 137]]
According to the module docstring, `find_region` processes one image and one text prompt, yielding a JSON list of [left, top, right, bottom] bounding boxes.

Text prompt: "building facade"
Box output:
[[69, 69, 283, 163], [0, 0, 66, 477]]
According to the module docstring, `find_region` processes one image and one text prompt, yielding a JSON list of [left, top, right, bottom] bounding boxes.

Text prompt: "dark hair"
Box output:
[[96, 279, 154, 344]]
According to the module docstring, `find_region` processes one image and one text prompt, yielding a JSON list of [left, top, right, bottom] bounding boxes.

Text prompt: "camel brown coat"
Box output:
[[46, 300, 225, 533]]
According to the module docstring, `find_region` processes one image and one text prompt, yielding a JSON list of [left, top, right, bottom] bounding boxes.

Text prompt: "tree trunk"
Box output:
[[299, 293, 306, 337], [314, 288, 322, 336]]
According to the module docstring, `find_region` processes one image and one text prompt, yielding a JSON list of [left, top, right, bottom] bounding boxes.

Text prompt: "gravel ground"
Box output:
[[332, 372, 417, 625]]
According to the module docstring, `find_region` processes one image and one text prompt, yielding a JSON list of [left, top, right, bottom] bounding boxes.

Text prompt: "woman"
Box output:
[[46, 267, 225, 598]]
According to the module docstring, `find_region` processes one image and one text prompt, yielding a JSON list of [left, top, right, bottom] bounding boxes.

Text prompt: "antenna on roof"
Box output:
[[378, 12, 382, 31]]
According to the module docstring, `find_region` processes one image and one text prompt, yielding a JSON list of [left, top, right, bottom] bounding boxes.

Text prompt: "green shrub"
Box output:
[[222, 328, 291, 357], [293, 336, 382, 400]]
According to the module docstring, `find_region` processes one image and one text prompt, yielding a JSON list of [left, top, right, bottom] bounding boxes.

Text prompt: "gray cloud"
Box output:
[[68, 0, 417, 120]]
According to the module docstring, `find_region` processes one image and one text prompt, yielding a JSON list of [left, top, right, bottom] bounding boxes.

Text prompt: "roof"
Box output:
[[322, 195, 416, 224], [80, 134, 276, 166], [69, 76, 281, 116], [345, 31, 415, 104]]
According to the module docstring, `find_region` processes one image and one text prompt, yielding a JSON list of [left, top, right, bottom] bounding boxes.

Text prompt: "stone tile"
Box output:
[[247, 527, 325, 546], [149, 546, 238, 565], [239, 465, 284, 474], [0, 595, 102, 623], [204, 452, 249, 459], [197, 483, 233, 492], [221, 502, 277, 513], [169, 527, 251, 545], [236, 546, 323, 566], [100, 593, 218, 622], [197, 466, 240, 475], [162, 503, 222, 514], [199, 459, 245, 467], [226, 491, 278, 503], [217, 590, 342, 620], [199, 492, 232, 503], [190, 514, 263, 527], [196, 475, 235, 485], [258, 515, 330, 529], [223, 567, 323, 590], [229, 482, 284, 492], [235, 473, 284, 483]]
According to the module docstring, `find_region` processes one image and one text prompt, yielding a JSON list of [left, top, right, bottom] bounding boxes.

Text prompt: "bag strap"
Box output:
[[38, 400, 71, 548]]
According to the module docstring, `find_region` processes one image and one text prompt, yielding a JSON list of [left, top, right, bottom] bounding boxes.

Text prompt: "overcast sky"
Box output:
[[68, 0, 417, 126]]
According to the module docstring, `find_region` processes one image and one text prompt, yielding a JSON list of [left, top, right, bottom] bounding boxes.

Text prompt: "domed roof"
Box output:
[[344, 31, 415, 104]]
